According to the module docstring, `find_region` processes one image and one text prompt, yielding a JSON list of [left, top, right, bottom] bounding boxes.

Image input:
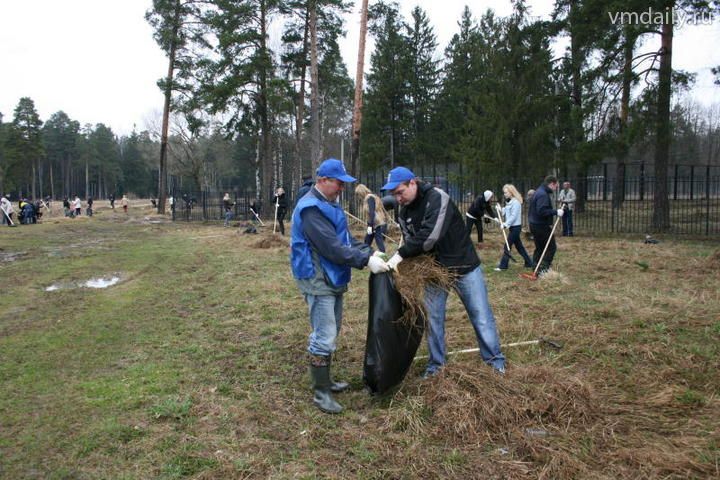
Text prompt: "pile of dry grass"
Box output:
[[419, 363, 598, 478], [250, 235, 290, 249], [706, 248, 720, 269], [393, 255, 455, 327], [250, 235, 289, 249], [424, 363, 596, 442]]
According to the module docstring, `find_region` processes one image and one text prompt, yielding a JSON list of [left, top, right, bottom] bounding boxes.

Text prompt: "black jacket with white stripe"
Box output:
[[397, 182, 480, 275]]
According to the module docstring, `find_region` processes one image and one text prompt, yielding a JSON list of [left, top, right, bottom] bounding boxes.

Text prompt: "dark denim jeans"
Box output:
[[424, 266, 505, 374], [562, 210, 574, 236], [498, 225, 533, 269]]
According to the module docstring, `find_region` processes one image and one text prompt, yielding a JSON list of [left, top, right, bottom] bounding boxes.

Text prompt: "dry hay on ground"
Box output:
[[250, 234, 289, 249], [537, 269, 569, 284], [706, 248, 720, 269], [385, 363, 597, 478], [393, 255, 455, 327]]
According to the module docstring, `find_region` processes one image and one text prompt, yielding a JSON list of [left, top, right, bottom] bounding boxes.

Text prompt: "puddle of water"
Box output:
[[1, 251, 28, 262], [45, 275, 122, 291], [84, 276, 120, 288]]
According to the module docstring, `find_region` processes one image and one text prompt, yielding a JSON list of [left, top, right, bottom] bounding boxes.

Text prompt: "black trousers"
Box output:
[[530, 223, 556, 271], [276, 210, 286, 235], [466, 216, 483, 243]]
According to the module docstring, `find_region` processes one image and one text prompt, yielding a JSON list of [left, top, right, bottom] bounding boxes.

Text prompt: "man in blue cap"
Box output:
[[381, 167, 505, 377], [291, 158, 389, 413]]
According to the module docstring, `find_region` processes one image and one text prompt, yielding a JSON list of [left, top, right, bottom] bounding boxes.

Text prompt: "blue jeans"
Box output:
[[499, 225, 533, 269], [224, 209, 234, 226], [305, 294, 343, 357], [562, 210, 573, 236], [424, 266, 505, 374]]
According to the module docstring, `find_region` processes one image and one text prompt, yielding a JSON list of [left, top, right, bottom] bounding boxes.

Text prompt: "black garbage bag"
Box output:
[[363, 272, 424, 395]]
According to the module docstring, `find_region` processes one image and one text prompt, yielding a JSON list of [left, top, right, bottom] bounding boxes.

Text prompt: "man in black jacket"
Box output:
[[528, 175, 564, 275], [382, 167, 505, 377]]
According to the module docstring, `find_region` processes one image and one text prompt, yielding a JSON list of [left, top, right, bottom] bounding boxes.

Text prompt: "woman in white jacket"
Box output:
[[495, 184, 534, 270]]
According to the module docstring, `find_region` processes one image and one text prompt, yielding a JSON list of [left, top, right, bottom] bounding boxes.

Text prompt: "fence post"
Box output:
[[673, 164, 678, 200], [603, 163, 608, 201], [706, 165, 711, 236], [690, 166, 695, 200], [639, 162, 645, 200]]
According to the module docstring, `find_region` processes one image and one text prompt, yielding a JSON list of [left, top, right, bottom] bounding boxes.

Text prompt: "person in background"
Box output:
[[291, 158, 389, 414], [495, 184, 533, 271], [296, 175, 314, 203], [528, 175, 563, 275], [223, 192, 235, 227], [273, 187, 288, 235], [355, 183, 389, 253], [109, 193, 115, 209], [73, 195, 82, 216], [465, 190, 496, 246], [121, 194, 129, 214], [86, 197, 94, 216], [381, 166, 506, 378], [63, 197, 73, 217], [1, 195, 14, 226], [557, 181, 576, 236], [249, 199, 261, 224]]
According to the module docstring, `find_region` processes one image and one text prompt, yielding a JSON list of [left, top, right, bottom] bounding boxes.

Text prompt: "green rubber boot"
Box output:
[[310, 358, 343, 414], [328, 355, 349, 393]]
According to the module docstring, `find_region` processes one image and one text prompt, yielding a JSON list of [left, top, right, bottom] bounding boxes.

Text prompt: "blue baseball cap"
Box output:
[[381, 167, 416, 191], [316, 158, 356, 183]]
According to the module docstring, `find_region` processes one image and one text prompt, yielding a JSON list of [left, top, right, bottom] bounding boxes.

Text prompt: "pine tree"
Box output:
[[42, 111, 80, 199], [405, 6, 439, 167], [8, 98, 44, 198], [361, 1, 412, 170]]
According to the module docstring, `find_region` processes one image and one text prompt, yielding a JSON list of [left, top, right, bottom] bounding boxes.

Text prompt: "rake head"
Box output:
[[519, 272, 538, 281]]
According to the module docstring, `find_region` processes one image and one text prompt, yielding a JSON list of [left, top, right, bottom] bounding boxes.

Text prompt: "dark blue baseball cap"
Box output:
[[316, 158, 356, 183], [381, 166, 416, 191]]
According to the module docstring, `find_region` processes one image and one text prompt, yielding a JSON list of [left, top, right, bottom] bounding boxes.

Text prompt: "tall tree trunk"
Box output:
[[293, 6, 310, 185], [350, 0, 369, 178], [259, 0, 273, 205], [32, 160, 37, 199], [158, 0, 181, 214], [569, 0, 585, 213], [50, 161, 55, 200], [85, 159, 89, 198], [255, 137, 261, 203], [613, 28, 636, 210], [309, 0, 321, 172], [652, 16, 673, 231]]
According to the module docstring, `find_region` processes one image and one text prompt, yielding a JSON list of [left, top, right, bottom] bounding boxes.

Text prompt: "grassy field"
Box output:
[[1, 203, 719, 479]]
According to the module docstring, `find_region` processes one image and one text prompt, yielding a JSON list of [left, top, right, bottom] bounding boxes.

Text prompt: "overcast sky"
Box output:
[[1, 0, 718, 137]]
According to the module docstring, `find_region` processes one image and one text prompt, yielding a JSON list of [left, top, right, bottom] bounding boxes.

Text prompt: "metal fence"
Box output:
[[169, 189, 263, 223], [171, 174, 720, 236]]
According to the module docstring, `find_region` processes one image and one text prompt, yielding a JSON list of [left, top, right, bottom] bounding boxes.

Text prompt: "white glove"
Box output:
[[367, 226, 373, 235], [502, 223, 509, 229], [387, 253, 403, 271], [372, 250, 385, 258], [557, 208, 565, 217], [368, 255, 390, 274]]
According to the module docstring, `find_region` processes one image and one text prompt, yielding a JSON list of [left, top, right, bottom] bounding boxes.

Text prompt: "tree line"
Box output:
[[2, 0, 718, 229]]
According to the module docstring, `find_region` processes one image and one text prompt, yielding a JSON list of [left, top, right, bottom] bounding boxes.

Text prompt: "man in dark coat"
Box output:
[[528, 175, 564, 275]]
